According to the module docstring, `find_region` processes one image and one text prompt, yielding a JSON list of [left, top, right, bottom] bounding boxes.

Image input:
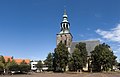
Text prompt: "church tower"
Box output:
[[56, 10, 73, 48]]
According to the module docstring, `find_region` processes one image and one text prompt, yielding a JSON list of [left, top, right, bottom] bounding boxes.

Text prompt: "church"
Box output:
[[56, 10, 100, 71]]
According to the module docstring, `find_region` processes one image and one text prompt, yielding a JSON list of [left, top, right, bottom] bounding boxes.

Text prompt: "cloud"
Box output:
[[96, 24, 120, 43], [96, 24, 120, 62], [113, 47, 120, 62], [111, 44, 120, 53], [114, 49, 120, 53]]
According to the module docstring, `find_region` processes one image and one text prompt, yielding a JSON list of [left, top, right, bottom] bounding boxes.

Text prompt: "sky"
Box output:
[[0, 0, 120, 61]]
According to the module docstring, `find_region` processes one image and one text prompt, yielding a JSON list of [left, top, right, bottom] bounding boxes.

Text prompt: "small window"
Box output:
[[33, 66, 36, 68], [63, 23, 65, 29], [66, 24, 68, 29], [60, 41, 62, 43], [64, 40, 67, 45]]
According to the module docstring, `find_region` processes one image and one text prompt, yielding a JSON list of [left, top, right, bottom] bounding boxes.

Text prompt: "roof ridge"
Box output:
[[73, 40, 100, 43]]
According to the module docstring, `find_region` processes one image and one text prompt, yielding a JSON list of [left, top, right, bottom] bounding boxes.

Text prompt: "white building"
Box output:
[[31, 61, 48, 72], [31, 61, 38, 71]]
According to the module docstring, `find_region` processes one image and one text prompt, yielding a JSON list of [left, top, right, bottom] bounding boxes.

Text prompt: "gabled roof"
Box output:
[[70, 40, 100, 56], [14, 59, 30, 64], [3, 56, 30, 64], [3, 56, 13, 62]]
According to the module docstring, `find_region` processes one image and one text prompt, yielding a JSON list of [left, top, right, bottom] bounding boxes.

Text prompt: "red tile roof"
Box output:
[[14, 59, 30, 64], [3, 56, 13, 62], [3, 56, 30, 64]]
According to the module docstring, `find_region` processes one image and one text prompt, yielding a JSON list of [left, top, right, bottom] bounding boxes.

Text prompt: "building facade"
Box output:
[[31, 61, 38, 71], [56, 10, 100, 71], [56, 10, 73, 53], [3, 56, 30, 64], [31, 60, 48, 72]]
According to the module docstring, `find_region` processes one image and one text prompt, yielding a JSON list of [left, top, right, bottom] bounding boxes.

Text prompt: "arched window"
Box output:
[[63, 23, 65, 29], [66, 24, 68, 29], [60, 40, 62, 43], [64, 40, 67, 45]]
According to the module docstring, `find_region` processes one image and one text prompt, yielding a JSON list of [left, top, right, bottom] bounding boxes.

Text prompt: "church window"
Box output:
[[60, 40, 62, 43], [63, 23, 65, 29], [64, 40, 67, 45], [66, 24, 68, 29]]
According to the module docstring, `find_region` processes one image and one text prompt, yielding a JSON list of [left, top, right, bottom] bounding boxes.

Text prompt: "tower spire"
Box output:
[[56, 9, 73, 48], [59, 9, 70, 34], [64, 9, 67, 15], [62, 9, 68, 22]]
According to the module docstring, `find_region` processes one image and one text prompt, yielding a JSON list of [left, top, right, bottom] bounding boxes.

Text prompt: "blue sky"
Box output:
[[0, 0, 120, 61]]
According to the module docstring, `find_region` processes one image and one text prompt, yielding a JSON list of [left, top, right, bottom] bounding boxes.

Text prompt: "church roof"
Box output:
[[70, 40, 100, 56]]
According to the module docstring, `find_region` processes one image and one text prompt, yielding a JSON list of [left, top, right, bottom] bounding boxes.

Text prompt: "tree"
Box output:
[[6, 60, 19, 72], [69, 48, 82, 72], [0, 56, 5, 74], [0, 56, 5, 64], [5, 58, 11, 74], [44, 53, 53, 71], [19, 61, 30, 73], [91, 43, 117, 72], [68, 42, 88, 72], [118, 62, 120, 70], [36, 60, 43, 72], [0, 62, 4, 73], [53, 42, 69, 72]]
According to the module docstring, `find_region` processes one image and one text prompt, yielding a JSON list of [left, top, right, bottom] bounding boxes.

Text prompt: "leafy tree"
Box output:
[[6, 60, 19, 71], [68, 42, 87, 72], [0, 56, 5, 64], [0, 56, 6, 74], [69, 48, 82, 72], [0, 62, 4, 73], [36, 60, 43, 71], [19, 61, 30, 73], [7, 58, 11, 63], [68, 56, 74, 71], [44, 53, 53, 71], [0, 56, 16, 74], [53, 42, 69, 72], [118, 63, 120, 70], [91, 43, 117, 72]]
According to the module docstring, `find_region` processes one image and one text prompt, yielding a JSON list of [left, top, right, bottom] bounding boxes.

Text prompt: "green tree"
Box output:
[[0, 62, 4, 73], [53, 42, 69, 72], [0, 56, 5, 74], [0, 56, 15, 74], [118, 62, 120, 70], [19, 61, 30, 73], [44, 53, 53, 71], [68, 42, 88, 72], [6, 60, 19, 71], [0, 56, 5, 64], [91, 43, 117, 72], [36, 60, 43, 71]]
